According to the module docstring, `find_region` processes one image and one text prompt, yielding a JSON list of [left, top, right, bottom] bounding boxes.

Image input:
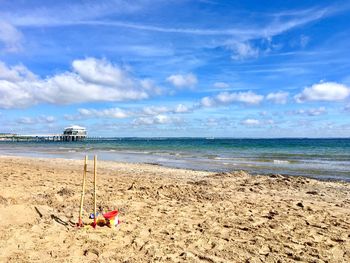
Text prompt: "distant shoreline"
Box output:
[[0, 153, 349, 183], [1, 136, 350, 140], [0, 137, 349, 182]]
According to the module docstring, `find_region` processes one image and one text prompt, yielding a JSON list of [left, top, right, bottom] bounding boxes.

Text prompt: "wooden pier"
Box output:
[[0, 126, 88, 142], [0, 134, 84, 142]]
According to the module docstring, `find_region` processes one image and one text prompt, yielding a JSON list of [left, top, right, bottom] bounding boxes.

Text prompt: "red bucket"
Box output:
[[103, 210, 118, 220]]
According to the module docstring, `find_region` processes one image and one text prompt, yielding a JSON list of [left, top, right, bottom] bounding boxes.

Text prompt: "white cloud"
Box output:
[[17, 115, 56, 125], [0, 58, 159, 109], [78, 108, 130, 119], [307, 107, 327, 116], [0, 21, 22, 52], [227, 41, 259, 60], [133, 115, 182, 126], [344, 104, 350, 112], [67, 103, 192, 121], [241, 118, 277, 127], [290, 107, 327, 116], [200, 96, 216, 107], [201, 91, 264, 107], [295, 82, 350, 103], [174, 104, 191, 113], [142, 104, 191, 115], [218, 91, 263, 105], [166, 73, 197, 88], [17, 117, 35, 125], [72, 58, 135, 87], [4, 1, 144, 28], [154, 115, 171, 124], [213, 82, 229, 89], [205, 118, 219, 127], [241, 119, 260, 126], [7, 4, 331, 41], [142, 106, 169, 115], [0, 62, 36, 81], [44, 116, 56, 123], [266, 91, 289, 104]]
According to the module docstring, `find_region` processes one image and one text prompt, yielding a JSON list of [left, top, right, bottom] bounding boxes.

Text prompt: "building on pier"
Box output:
[[61, 126, 87, 141]]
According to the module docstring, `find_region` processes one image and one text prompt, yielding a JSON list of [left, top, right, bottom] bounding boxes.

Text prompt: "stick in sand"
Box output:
[[78, 155, 88, 227], [93, 155, 97, 228]]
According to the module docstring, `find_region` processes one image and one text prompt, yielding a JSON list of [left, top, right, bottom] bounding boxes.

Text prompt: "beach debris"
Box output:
[[238, 226, 250, 231], [51, 214, 70, 229], [306, 190, 318, 195], [34, 206, 43, 218], [296, 202, 304, 208], [128, 182, 135, 190]]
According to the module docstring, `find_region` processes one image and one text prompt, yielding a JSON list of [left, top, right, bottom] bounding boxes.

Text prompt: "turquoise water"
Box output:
[[0, 138, 349, 181]]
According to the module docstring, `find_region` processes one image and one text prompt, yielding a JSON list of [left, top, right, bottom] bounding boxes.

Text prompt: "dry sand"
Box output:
[[0, 156, 349, 262]]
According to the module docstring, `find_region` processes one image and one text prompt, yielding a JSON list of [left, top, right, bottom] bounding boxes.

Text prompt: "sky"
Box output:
[[0, 0, 350, 137]]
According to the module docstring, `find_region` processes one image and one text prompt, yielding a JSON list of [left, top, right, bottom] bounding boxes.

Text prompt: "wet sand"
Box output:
[[0, 156, 349, 262]]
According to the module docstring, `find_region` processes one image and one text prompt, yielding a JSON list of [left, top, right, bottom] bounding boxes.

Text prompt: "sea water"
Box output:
[[0, 138, 349, 182]]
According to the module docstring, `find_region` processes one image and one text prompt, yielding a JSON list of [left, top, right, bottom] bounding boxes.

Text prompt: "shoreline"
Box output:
[[0, 155, 349, 262], [0, 153, 349, 183], [1, 137, 350, 184]]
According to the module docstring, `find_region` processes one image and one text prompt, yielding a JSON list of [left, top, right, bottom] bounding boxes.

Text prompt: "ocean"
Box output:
[[0, 138, 349, 182]]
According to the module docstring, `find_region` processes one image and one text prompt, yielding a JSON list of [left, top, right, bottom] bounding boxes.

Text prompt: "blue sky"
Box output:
[[0, 0, 350, 137]]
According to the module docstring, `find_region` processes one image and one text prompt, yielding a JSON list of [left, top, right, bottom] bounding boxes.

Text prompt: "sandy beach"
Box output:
[[0, 156, 349, 262]]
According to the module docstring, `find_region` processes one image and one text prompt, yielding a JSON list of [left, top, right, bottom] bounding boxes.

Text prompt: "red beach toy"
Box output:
[[103, 210, 118, 219], [103, 210, 119, 228]]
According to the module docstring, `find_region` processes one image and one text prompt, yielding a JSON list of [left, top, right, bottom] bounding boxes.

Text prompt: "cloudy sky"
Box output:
[[0, 0, 350, 137]]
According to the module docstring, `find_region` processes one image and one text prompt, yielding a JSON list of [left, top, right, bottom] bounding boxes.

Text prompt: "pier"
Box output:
[[0, 134, 61, 142], [0, 126, 87, 142], [0, 134, 82, 142]]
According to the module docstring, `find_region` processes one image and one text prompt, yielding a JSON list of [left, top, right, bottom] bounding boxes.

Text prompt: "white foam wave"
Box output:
[[273, 160, 290, 164]]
